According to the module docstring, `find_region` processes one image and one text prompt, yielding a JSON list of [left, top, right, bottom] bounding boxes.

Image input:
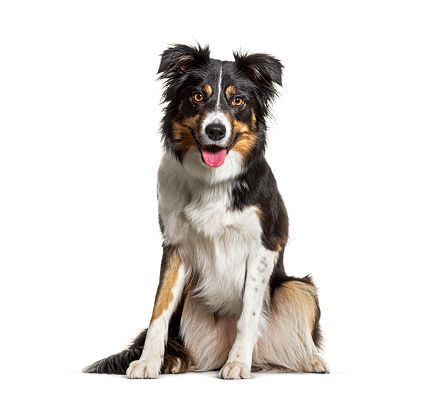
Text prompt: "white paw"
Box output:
[[308, 355, 330, 373], [219, 362, 252, 380], [126, 359, 161, 379]]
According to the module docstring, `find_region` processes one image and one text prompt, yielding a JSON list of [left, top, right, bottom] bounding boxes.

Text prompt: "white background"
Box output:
[[1, 0, 426, 402]]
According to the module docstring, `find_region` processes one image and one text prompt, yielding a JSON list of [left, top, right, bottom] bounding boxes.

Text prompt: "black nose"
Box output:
[[205, 123, 226, 141]]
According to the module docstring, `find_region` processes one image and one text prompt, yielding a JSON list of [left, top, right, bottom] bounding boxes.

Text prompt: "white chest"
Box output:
[[157, 154, 262, 315]]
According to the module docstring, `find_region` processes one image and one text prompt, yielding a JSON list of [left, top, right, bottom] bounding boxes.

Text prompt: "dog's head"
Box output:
[[158, 44, 282, 179]]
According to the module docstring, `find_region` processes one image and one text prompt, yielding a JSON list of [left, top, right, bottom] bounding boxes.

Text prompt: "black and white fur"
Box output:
[[84, 44, 329, 379]]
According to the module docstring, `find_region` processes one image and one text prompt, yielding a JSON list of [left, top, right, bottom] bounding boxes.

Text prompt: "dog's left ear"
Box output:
[[233, 51, 283, 86], [233, 51, 283, 103]]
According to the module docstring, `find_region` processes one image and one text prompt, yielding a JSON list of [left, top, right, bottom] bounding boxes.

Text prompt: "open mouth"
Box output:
[[200, 145, 227, 168]]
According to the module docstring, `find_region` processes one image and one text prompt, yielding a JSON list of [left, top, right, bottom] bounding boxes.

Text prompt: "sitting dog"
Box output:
[[84, 44, 329, 379]]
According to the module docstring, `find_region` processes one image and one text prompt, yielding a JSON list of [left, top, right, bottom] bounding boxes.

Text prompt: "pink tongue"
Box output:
[[201, 148, 227, 167]]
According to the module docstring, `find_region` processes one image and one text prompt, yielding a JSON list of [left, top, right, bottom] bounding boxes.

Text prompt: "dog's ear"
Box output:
[[233, 51, 283, 86], [158, 44, 211, 79], [233, 51, 283, 107]]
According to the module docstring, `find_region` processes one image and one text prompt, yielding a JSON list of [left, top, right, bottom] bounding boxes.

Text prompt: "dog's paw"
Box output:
[[170, 358, 184, 374], [163, 357, 185, 374], [126, 359, 160, 379], [308, 355, 330, 374], [219, 362, 252, 380]]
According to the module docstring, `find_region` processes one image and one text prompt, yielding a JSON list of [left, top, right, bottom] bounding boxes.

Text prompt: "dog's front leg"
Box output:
[[219, 248, 278, 380], [127, 246, 185, 379]]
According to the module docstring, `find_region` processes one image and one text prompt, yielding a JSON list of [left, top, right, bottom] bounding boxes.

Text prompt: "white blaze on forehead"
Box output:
[[199, 65, 231, 147], [216, 66, 222, 110]]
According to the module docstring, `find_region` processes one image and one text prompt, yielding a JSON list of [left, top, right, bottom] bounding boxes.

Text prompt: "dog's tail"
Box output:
[[83, 347, 142, 375], [83, 329, 192, 375]]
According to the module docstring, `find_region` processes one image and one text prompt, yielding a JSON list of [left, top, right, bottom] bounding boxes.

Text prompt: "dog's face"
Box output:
[[158, 44, 282, 177]]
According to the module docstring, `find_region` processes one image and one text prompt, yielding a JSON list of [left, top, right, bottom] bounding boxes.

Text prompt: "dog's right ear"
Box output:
[[157, 44, 211, 79]]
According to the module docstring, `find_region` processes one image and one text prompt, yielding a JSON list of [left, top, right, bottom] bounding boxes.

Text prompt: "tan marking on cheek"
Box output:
[[251, 110, 257, 130], [232, 131, 257, 160], [225, 86, 236, 99], [172, 121, 196, 154], [150, 250, 181, 324], [232, 120, 251, 135], [203, 85, 212, 98], [172, 112, 208, 153], [231, 120, 257, 160], [181, 114, 200, 129]]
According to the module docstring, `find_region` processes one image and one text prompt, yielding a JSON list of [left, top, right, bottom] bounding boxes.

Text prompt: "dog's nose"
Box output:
[[205, 123, 226, 141]]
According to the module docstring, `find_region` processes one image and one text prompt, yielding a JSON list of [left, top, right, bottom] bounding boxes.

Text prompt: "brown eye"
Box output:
[[232, 97, 243, 106], [194, 93, 204, 102]]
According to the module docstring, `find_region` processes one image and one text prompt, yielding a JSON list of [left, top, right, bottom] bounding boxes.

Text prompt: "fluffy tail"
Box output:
[[83, 347, 142, 375], [83, 328, 192, 375]]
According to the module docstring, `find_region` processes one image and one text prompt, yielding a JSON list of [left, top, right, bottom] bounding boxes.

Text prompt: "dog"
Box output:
[[83, 44, 329, 379]]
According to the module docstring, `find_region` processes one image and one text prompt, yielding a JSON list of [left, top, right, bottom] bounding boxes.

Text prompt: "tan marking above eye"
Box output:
[[203, 85, 213, 97], [232, 127, 257, 159], [225, 86, 236, 99]]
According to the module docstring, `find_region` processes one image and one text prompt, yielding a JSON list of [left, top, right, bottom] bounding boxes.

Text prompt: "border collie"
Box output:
[[84, 44, 329, 379]]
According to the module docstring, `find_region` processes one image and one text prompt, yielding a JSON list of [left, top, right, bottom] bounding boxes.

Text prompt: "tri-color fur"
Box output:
[[83, 44, 329, 379]]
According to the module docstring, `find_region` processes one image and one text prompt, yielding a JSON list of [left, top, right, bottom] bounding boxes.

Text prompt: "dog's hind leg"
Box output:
[[253, 277, 329, 373]]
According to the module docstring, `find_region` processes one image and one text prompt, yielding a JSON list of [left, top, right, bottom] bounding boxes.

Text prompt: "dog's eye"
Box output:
[[232, 97, 243, 106], [193, 93, 204, 102]]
